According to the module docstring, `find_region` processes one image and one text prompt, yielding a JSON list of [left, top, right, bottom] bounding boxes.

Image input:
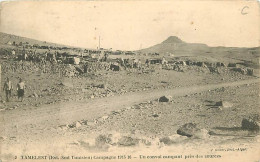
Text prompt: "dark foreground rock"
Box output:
[[241, 114, 260, 131], [95, 134, 112, 147], [215, 101, 233, 108], [177, 123, 209, 138], [159, 96, 172, 102], [117, 136, 139, 146]]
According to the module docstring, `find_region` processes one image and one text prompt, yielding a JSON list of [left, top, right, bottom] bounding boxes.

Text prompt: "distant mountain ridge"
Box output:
[[162, 36, 184, 44], [139, 36, 209, 56], [0, 32, 75, 48]]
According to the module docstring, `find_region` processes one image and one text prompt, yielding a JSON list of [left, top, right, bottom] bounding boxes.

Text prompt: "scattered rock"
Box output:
[[59, 125, 68, 130], [132, 105, 141, 109], [110, 64, 120, 71], [95, 134, 112, 148], [228, 63, 238, 67], [177, 123, 209, 138], [111, 111, 120, 115], [160, 134, 188, 145], [159, 96, 172, 102], [196, 62, 207, 67], [140, 138, 152, 146], [152, 114, 159, 118], [109, 132, 122, 145], [97, 84, 107, 89], [0, 136, 8, 141], [193, 128, 209, 139], [242, 114, 260, 131], [33, 92, 38, 98], [215, 101, 233, 108], [87, 120, 96, 126], [75, 121, 82, 128], [68, 121, 81, 128], [80, 120, 88, 125], [168, 134, 188, 142], [177, 123, 198, 137], [159, 137, 172, 145], [247, 68, 254, 76], [42, 88, 51, 92], [9, 136, 16, 140], [101, 115, 109, 120], [117, 136, 139, 146], [59, 81, 73, 88]]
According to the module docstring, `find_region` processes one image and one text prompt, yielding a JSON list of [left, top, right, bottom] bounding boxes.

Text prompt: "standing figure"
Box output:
[[145, 59, 149, 67], [12, 49, 16, 55], [3, 77, 13, 102], [17, 78, 25, 102]]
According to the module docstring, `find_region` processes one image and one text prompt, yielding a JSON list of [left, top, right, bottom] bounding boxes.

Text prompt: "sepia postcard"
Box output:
[[0, 0, 259, 161]]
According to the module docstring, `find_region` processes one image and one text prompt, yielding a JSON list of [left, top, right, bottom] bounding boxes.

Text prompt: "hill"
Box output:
[[0, 32, 75, 49], [139, 36, 211, 56], [138, 36, 260, 69]]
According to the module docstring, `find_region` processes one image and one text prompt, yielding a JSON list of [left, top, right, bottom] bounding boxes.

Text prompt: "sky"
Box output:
[[0, 1, 259, 50]]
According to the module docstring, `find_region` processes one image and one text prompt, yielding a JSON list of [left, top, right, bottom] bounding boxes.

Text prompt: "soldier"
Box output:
[[12, 49, 16, 55], [17, 78, 25, 102], [3, 77, 13, 102], [145, 59, 149, 67]]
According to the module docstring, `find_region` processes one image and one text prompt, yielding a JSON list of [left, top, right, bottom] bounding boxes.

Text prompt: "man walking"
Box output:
[[3, 77, 13, 102], [17, 78, 25, 102]]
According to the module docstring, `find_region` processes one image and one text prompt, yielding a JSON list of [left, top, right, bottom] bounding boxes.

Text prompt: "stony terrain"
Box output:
[[0, 33, 259, 161]]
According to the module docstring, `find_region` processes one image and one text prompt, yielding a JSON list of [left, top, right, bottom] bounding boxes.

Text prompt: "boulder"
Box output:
[[247, 68, 254, 76], [159, 96, 172, 102], [193, 128, 209, 139], [68, 121, 81, 128], [215, 62, 226, 67], [97, 84, 107, 89], [159, 137, 172, 145], [117, 136, 139, 146], [101, 115, 109, 120], [75, 121, 82, 128], [33, 92, 38, 98], [177, 123, 198, 137], [152, 114, 159, 118], [196, 62, 207, 67], [179, 61, 186, 66], [215, 101, 233, 108], [75, 66, 84, 74], [241, 114, 260, 131], [95, 134, 112, 148], [177, 123, 209, 138], [185, 61, 191, 65], [228, 63, 238, 67], [59, 125, 68, 130], [59, 81, 73, 88], [0, 136, 8, 141], [86, 120, 96, 126], [208, 67, 220, 74], [110, 64, 120, 71], [140, 138, 152, 146], [232, 67, 247, 75]]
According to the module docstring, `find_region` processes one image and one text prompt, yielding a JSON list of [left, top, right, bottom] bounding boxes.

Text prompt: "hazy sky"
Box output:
[[0, 1, 259, 50]]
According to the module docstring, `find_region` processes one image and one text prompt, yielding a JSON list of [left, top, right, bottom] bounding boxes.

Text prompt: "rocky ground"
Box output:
[[0, 55, 259, 162]]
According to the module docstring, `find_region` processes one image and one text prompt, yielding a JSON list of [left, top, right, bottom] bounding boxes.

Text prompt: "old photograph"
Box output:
[[0, 0, 259, 161]]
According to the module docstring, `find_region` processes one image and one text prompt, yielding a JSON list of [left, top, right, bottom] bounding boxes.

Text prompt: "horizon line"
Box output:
[[1, 31, 259, 51]]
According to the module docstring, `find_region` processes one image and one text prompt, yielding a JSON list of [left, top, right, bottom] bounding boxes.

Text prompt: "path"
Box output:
[[0, 78, 259, 141]]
